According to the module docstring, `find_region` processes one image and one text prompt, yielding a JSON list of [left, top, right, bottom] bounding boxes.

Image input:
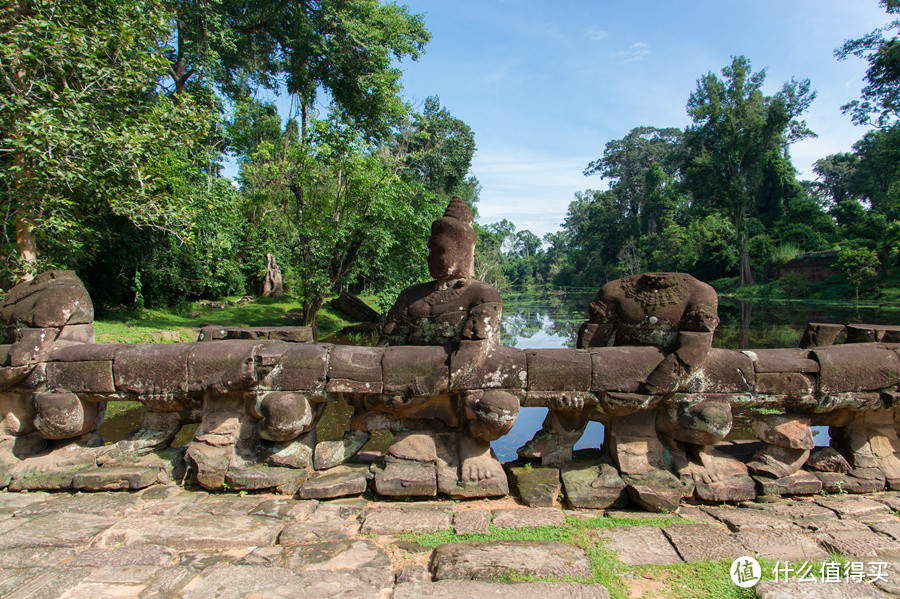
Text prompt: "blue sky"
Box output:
[[392, 0, 890, 238]]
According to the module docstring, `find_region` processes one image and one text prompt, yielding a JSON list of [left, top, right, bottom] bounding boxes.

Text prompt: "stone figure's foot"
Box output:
[[459, 436, 496, 482], [314, 430, 371, 470], [96, 411, 192, 465], [11, 453, 58, 477], [747, 444, 809, 479], [517, 430, 573, 467], [687, 445, 748, 484], [11, 437, 100, 477]]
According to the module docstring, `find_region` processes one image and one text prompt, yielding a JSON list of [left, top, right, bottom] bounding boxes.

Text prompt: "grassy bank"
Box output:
[[710, 272, 900, 309], [93, 294, 370, 344]]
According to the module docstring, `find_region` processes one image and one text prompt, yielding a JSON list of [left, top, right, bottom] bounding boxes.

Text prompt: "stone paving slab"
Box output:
[[593, 525, 682, 565], [872, 492, 900, 512], [0, 513, 117, 548], [454, 509, 491, 534], [820, 529, 900, 559], [431, 540, 591, 581], [492, 507, 565, 529], [0, 545, 77, 568], [0, 490, 50, 514], [177, 565, 389, 599], [68, 544, 178, 567], [662, 523, 745, 563], [91, 515, 283, 550], [393, 581, 612, 598], [733, 529, 828, 561], [279, 520, 360, 545], [815, 496, 894, 519], [747, 498, 837, 520], [6, 488, 900, 599], [359, 506, 452, 534], [756, 580, 890, 598], [702, 506, 797, 532], [871, 520, 900, 543], [0, 569, 42, 597], [12, 491, 144, 517], [283, 539, 391, 571], [3, 567, 95, 599]]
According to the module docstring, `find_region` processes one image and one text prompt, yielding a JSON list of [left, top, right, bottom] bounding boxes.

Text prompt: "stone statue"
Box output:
[[518, 272, 756, 508], [314, 198, 519, 496]]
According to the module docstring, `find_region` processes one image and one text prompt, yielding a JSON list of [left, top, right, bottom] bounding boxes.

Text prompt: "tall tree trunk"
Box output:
[[14, 208, 36, 282], [739, 231, 754, 287], [739, 300, 752, 349]]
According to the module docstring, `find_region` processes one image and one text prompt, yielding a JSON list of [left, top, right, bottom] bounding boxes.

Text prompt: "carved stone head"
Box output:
[[427, 197, 476, 280]]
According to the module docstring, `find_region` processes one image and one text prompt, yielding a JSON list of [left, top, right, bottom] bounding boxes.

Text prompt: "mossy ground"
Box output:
[[93, 293, 374, 344], [402, 514, 853, 599]]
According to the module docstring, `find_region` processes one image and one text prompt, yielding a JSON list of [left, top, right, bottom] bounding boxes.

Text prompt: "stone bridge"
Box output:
[[1, 270, 899, 513]]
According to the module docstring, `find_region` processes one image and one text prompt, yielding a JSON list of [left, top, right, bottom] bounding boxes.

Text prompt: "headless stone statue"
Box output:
[[519, 272, 753, 506], [315, 198, 518, 493]]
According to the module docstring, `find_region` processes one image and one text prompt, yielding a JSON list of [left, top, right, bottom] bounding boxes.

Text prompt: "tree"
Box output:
[[584, 126, 683, 236], [836, 0, 900, 127], [682, 55, 817, 286], [166, 0, 429, 137], [0, 0, 214, 282], [395, 96, 476, 197], [813, 153, 861, 207], [837, 246, 880, 302]]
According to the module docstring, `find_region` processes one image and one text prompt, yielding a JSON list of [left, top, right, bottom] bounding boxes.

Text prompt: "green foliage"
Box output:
[[682, 55, 816, 286], [837, 246, 881, 301], [0, 0, 216, 282]]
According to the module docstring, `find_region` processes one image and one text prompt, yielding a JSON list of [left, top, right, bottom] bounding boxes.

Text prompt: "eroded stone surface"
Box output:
[[594, 525, 682, 565], [453, 509, 491, 535], [756, 580, 889, 599], [299, 464, 369, 499], [92, 515, 283, 550], [702, 506, 796, 532], [360, 506, 452, 535], [662, 523, 744, 563], [431, 540, 591, 581], [492, 507, 565, 529], [394, 581, 611, 598], [733, 529, 827, 561], [508, 465, 561, 507]]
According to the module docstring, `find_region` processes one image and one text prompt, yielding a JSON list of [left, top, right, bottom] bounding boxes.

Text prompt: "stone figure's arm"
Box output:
[[644, 288, 719, 393], [376, 293, 408, 347], [576, 289, 617, 348]]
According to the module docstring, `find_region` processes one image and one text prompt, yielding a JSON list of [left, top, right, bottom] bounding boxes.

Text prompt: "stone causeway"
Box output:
[[4, 488, 900, 598]]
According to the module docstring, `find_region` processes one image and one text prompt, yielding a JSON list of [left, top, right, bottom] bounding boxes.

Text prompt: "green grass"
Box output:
[[712, 272, 900, 309], [401, 515, 858, 599], [93, 293, 372, 344]]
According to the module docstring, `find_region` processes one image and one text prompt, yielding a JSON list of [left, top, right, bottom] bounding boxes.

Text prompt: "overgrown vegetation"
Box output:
[[402, 514, 849, 599]]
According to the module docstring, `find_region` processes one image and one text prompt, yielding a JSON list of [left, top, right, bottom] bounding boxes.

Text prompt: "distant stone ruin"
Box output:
[[1, 203, 899, 512]]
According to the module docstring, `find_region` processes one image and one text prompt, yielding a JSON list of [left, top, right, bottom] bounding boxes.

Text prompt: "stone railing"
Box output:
[[1, 271, 898, 513]]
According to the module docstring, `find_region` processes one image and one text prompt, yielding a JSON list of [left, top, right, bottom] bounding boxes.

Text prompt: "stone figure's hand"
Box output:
[[555, 394, 585, 411], [643, 354, 683, 394]]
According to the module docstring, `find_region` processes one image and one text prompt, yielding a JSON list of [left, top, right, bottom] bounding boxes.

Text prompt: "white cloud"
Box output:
[[471, 147, 597, 237], [612, 41, 650, 64], [587, 26, 609, 41]]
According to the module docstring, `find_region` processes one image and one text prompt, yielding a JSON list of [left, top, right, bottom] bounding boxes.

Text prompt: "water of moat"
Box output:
[[98, 290, 900, 462]]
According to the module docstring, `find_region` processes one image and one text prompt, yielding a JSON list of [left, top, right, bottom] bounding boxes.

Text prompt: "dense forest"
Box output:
[[1, 0, 898, 325]]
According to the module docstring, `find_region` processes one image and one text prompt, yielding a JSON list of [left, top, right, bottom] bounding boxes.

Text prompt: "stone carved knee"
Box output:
[[466, 389, 519, 442], [32, 391, 102, 440], [251, 391, 314, 442], [656, 398, 732, 446]]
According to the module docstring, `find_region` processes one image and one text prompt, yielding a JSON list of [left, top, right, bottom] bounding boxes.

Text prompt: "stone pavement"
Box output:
[[4, 489, 900, 598]]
